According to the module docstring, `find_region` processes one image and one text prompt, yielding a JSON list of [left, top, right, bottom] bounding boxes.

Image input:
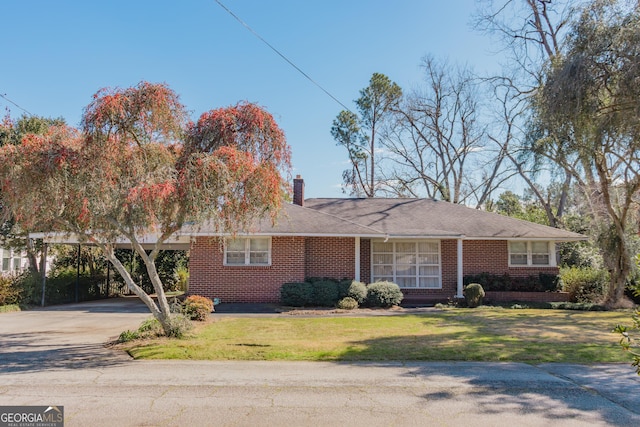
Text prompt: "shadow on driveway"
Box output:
[[0, 298, 150, 374]]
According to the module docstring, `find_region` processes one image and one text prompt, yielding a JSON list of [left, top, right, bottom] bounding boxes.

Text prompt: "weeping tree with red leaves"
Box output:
[[0, 82, 291, 335]]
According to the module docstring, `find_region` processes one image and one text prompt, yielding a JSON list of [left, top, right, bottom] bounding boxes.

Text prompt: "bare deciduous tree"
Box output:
[[380, 57, 508, 206], [475, 0, 577, 225]]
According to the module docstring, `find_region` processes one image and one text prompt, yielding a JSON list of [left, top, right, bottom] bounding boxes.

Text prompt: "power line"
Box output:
[[213, 0, 352, 113], [0, 92, 33, 117]]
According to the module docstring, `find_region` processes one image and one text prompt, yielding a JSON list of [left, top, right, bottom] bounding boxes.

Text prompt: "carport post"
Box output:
[[40, 243, 48, 307], [75, 244, 81, 303], [105, 262, 110, 298]]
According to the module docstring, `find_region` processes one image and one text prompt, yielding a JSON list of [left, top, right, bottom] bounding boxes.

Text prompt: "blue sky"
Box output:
[[1, 0, 500, 198]]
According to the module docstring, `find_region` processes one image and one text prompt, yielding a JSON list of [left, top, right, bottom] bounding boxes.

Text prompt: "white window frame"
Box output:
[[1, 248, 26, 273], [508, 241, 556, 267], [1, 248, 9, 272], [371, 239, 442, 289], [223, 237, 272, 266]]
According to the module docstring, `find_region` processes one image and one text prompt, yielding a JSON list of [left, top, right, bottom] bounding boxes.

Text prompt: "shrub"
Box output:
[[117, 329, 140, 343], [0, 274, 22, 306], [305, 277, 331, 283], [549, 301, 606, 311], [366, 281, 403, 307], [165, 314, 194, 338], [173, 265, 189, 293], [538, 274, 561, 292], [138, 317, 162, 334], [464, 283, 485, 308], [560, 267, 609, 303], [463, 273, 560, 292], [183, 295, 214, 321], [337, 279, 353, 299], [8, 272, 40, 306], [337, 296, 358, 310], [0, 304, 20, 313], [312, 280, 340, 306], [346, 280, 367, 304], [280, 282, 314, 306], [120, 314, 193, 340]]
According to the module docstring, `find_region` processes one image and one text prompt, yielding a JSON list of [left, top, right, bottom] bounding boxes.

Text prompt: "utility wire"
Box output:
[[0, 92, 34, 117], [213, 0, 352, 113]]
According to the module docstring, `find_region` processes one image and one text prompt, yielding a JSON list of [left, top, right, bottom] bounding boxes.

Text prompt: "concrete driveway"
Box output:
[[0, 297, 150, 372], [2, 300, 640, 426]]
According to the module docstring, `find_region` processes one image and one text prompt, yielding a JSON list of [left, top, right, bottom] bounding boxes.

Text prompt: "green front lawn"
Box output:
[[122, 308, 635, 364]]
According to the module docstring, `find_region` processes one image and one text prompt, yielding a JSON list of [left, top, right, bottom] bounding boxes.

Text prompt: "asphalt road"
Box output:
[[1, 299, 640, 426]]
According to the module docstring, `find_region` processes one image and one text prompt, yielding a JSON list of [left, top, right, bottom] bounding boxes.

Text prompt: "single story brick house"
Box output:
[[185, 177, 585, 303], [32, 176, 584, 303]]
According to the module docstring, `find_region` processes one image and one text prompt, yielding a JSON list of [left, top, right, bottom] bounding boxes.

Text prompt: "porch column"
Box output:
[[456, 238, 464, 298], [354, 237, 361, 282]]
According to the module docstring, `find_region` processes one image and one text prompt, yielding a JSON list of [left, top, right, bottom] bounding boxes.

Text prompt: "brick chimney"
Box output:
[[293, 175, 304, 206]]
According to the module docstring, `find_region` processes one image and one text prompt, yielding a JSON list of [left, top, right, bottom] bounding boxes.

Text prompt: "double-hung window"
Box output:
[[1, 249, 9, 272], [509, 241, 554, 267], [371, 240, 441, 288], [224, 237, 271, 266], [1, 248, 24, 273]]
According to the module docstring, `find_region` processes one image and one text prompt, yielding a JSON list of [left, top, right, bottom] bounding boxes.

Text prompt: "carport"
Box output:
[[28, 232, 190, 306]]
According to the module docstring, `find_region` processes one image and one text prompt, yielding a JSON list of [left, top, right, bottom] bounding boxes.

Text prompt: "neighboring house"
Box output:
[[0, 247, 29, 275], [186, 177, 585, 303]]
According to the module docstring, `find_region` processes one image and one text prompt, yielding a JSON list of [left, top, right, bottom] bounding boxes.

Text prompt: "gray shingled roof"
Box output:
[[184, 203, 385, 237], [303, 198, 585, 240]]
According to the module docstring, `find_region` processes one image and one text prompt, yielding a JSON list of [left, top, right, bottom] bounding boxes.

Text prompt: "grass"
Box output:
[[121, 307, 636, 364], [0, 304, 21, 313]]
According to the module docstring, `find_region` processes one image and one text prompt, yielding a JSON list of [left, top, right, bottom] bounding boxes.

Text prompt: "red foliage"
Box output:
[[82, 81, 187, 147], [0, 124, 84, 230], [187, 101, 290, 168], [126, 180, 177, 214], [0, 82, 291, 240], [77, 198, 90, 227]]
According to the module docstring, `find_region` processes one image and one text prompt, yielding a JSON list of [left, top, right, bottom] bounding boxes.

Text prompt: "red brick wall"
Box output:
[[188, 236, 559, 303], [305, 237, 355, 280], [462, 240, 559, 277], [360, 238, 371, 283], [188, 236, 306, 303], [383, 239, 559, 303]]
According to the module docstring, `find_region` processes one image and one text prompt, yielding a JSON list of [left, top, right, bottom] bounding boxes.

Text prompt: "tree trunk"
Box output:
[[25, 238, 41, 278], [602, 229, 632, 308], [130, 239, 174, 335], [101, 245, 174, 335]]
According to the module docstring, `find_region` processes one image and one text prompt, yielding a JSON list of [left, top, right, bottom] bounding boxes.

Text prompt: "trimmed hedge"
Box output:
[[313, 280, 340, 307], [463, 273, 560, 292], [280, 279, 404, 308], [280, 282, 314, 306]]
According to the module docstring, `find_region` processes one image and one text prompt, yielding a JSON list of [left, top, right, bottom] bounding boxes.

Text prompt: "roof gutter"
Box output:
[[468, 236, 587, 242]]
